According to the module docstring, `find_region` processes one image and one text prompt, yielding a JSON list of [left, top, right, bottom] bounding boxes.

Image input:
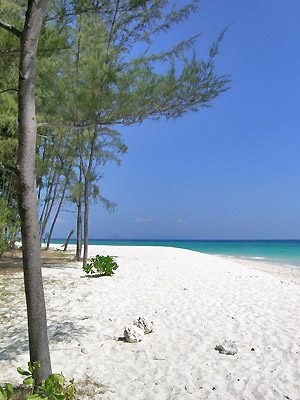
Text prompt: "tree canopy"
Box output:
[[0, 0, 230, 386]]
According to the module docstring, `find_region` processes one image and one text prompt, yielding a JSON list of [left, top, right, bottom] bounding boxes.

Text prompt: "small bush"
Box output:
[[0, 383, 13, 400], [83, 255, 119, 276], [17, 362, 76, 399]]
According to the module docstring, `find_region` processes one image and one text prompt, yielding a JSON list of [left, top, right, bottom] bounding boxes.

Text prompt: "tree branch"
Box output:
[[0, 88, 18, 95], [0, 164, 18, 176], [37, 122, 87, 129], [0, 48, 20, 55], [0, 19, 22, 38]]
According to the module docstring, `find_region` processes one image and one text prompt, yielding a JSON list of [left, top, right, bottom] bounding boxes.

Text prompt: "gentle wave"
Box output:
[[283, 264, 300, 269]]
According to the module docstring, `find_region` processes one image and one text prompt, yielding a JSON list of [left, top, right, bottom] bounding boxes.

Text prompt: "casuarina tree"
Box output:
[[0, 0, 230, 387], [36, 2, 230, 264], [0, 0, 52, 383]]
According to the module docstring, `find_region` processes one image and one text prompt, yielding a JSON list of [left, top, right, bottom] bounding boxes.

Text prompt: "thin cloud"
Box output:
[[56, 217, 64, 223], [177, 218, 186, 224], [133, 217, 152, 223]]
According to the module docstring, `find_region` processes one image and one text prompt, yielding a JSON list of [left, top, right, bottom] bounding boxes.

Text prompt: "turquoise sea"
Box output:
[[51, 239, 300, 269]]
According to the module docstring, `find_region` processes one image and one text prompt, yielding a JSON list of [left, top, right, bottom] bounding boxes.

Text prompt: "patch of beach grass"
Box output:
[[75, 378, 108, 398]]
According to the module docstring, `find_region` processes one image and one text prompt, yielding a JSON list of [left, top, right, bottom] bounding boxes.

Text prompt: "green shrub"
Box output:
[[27, 374, 76, 400], [17, 361, 40, 392], [0, 197, 20, 259], [0, 383, 13, 400], [17, 362, 76, 399], [83, 255, 119, 276]]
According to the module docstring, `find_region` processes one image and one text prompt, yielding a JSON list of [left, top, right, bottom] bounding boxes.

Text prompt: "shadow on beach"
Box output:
[[0, 248, 86, 363], [0, 249, 76, 275], [0, 321, 89, 362]]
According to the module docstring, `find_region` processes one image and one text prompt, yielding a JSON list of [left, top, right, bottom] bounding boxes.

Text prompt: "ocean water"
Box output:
[[51, 239, 300, 269]]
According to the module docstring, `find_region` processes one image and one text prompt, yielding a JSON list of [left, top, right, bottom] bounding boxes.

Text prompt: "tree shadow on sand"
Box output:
[[0, 249, 76, 274], [0, 321, 89, 362]]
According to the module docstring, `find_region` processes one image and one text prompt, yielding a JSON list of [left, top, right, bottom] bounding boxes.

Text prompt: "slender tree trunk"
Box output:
[[39, 172, 55, 226], [40, 175, 59, 244], [6, 174, 14, 206], [16, 0, 51, 384], [37, 137, 47, 200], [82, 129, 98, 268], [64, 229, 74, 251], [76, 201, 82, 260], [76, 164, 83, 261], [46, 185, 66, 250], [75, 24, 82, 262], [83, 177, 89, 268]]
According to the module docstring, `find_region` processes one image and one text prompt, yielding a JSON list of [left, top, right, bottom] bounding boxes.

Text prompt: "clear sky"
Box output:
[[54, 0, 300, 240]]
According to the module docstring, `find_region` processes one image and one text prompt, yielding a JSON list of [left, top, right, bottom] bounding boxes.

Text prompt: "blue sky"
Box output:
[[54, 0, 300, 240]]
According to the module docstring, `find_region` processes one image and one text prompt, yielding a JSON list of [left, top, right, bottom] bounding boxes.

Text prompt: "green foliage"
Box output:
[[0, 384, 13, 400], [0, 199, 10, 257], [17, 361, 41, 395], [83, 255, 119, 276], [27, 375, 76, 400], [17, 362, 76, 400], [0, 197, 20, 258], [0, 138, 18, 167], [0, 2, 19, 143], [1, 0, 230, 253], [0, 4, 22, 258]]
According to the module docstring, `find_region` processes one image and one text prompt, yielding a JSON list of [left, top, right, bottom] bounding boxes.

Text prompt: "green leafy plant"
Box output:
[[0, 384, 13, 400], [83, 255, 119, 276], [0, 362, 39, 400], [17, 361, 40, 395], [0, 197, 20, 259], [27, 375, 76, 400], [17, 362, 76, 399]]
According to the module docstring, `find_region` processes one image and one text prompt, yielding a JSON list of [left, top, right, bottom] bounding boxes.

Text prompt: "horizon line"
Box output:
[[51, 238, 300, 242]]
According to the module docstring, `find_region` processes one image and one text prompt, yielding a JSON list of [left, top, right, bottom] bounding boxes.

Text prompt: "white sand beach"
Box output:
[[1, 245, 299, 399]]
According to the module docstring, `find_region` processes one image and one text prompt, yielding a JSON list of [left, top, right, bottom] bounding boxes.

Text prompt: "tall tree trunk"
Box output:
[[37, 136, 47, 200], [16, 0, 51, 384], [76, 200, 82, 260], [83, 176, 89, 268], [75, 23, 82, 262], [82, 129, 98, 268], [40, 175, 59, 244], [39, 172, 56, 226], [76, 164, 83, 261], [46, 185, 66, 250]]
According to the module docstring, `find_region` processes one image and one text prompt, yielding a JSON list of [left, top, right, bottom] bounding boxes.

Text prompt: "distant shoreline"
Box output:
[[52, 238, 300, 242], [48, 239, 300, 269]]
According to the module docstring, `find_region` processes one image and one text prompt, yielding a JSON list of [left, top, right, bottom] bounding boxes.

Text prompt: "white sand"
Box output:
[[1, 245, 299, 399]]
